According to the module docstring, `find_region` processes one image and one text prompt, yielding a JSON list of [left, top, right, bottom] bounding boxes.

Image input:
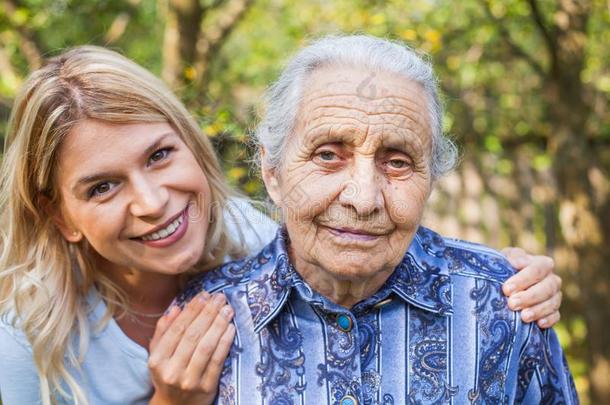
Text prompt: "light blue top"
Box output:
[[175, 227, 578, 404], [0, 198, 279, 405]]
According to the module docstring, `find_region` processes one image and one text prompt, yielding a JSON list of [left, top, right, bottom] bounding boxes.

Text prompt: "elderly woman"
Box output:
[[178, 35, 576, 404]]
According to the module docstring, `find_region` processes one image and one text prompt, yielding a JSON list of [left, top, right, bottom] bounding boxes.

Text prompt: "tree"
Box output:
[[161, 0, 254, 101]]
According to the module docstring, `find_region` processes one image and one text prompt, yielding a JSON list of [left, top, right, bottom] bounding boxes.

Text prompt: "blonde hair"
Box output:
[[0, 46, 241, 404]]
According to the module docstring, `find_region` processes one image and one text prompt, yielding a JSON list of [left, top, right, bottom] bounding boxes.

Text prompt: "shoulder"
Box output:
[[177, 231, 283, 307], [0, 315, 32, 354], [176, 252, 262, 307], [412, 226, 515, 285], [435, 230, 516, 285], [179, 256, 253, 305], [0, 315, 42, 404], [224, 197, 279, 255]]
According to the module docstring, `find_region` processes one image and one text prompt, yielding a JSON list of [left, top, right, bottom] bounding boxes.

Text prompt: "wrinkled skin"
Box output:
[[264, 67, 435, 307]]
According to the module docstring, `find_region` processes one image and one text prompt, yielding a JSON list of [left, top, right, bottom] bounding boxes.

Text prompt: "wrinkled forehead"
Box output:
[[295, 66, 433, 153]]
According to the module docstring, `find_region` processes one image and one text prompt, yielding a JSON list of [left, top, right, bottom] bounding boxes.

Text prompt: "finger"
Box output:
[[519, 291, 562, 324], [503, 255, 554, 296], [507, 274, 560, 311], [200, 323, 236, 393], [185, 303, 234, 380], [150, 305, 181, 351], [501, 247, 530, 269], [537, 311, 561, 329], [169, 293, 227, 369], [150, 291, 210, 361]]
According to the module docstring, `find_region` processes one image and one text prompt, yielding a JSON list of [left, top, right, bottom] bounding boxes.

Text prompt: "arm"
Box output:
[[0, 322, 42, 404], [501, 248, 562, 328], [148, 291, 235, 405], [516, 325, 578, 404]]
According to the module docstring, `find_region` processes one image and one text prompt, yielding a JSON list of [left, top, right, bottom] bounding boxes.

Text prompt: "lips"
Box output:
[[317, 223, 393, 244], [130, 206, 188, 247], [331, 226, 382, 236], [140, 214, 184, 241], [317, 219, 392, 236], [325, 226, 381, 241]]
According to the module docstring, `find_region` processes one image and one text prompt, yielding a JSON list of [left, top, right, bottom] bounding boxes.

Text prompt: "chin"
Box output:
[[322, 257, 389, 281], [157, 248, 204, 275]]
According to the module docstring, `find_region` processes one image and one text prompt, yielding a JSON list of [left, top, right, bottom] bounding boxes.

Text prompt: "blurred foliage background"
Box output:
[[0, 0, 608, 403]]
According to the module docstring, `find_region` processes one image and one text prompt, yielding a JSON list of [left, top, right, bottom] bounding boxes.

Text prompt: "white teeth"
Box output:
[[141, 215, 184, 241]]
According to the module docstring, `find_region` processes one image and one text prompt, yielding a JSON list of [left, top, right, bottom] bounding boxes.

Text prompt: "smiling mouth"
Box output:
[[132, 206, 188, 241], [323, 226, 386, 241], [140, 215, 184, 241]]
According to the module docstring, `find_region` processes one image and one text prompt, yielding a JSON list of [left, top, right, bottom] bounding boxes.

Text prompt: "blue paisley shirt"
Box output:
[[176, 227, 578, 405]]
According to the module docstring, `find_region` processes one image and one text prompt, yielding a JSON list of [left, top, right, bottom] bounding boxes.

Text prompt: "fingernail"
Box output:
[[510, 298, 521, 311], [221, 305, 233, 319], [522, 309, 533, 322], [198, 291, 210, 303], [538, 318, 548, 327], [164, 305, 178, 316], [504, 283, 515, 295], [213, 293, 226, 305], [516, 258, 528, 268]]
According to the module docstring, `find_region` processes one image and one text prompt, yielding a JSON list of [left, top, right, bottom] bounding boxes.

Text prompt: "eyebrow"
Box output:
[[303, 124, 425, 153], [303, 124, 365, 147], [71, 132, 176, 193], [379, 134, 424, 153]]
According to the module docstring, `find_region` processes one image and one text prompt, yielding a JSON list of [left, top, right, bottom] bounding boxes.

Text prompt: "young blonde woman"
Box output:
[[0, 46, 561, 405]]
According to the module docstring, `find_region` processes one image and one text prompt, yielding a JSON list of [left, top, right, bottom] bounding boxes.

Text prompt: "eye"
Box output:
[[148, 147, 174, 165], [381, 152, 413, 176], [387, 159, 409, 169], [88, 181, 116, 198], [319, 151, 338, 161], [312, 143, 345, 168]]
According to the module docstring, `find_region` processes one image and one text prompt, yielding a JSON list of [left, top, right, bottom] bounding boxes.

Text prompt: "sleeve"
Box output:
[[515, 324, 579, 404], [223, 197, 279, 254], [0, 322, 43, 404]]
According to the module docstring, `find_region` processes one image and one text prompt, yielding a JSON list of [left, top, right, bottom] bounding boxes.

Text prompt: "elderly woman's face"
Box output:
[[264, 66, 433, 281]]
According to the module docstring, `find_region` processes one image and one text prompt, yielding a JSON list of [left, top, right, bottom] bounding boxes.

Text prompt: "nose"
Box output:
[[338, 158, 383, 216], [128, 174, 169, 219]]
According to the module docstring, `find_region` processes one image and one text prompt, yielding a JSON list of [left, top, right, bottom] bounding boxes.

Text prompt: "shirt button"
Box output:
[[340, 395, 358, 405], [336, 313, 353, 332]]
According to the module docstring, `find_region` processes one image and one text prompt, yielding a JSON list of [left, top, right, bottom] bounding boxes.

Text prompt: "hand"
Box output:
[[501, 247, 562, 329], [148, 291, 236, 405]]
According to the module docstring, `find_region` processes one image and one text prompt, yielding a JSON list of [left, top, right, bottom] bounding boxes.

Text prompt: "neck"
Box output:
[[96, 256, 180, 314], [291, 255, 393, 308]]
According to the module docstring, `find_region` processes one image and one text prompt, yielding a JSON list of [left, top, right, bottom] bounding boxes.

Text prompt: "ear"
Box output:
[[260, 148, 282, 206], [39, 194, 83, 243]]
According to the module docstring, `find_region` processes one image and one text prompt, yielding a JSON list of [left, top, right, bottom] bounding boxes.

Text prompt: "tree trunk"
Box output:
[[161, 0, 253, 95], [193, 0, 254, 88], [161, 0, 203, 88]]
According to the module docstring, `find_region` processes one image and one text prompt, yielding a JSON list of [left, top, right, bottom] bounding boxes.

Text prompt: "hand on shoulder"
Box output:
[[501, 247, 562, 328], [148, 291, 235, 405]]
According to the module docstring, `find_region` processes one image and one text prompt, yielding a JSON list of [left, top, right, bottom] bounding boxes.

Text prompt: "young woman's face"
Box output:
[[54, 120, 211, 275]]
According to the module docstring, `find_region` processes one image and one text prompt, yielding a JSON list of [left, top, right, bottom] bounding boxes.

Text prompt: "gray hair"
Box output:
[[253, 34, 457, 179]]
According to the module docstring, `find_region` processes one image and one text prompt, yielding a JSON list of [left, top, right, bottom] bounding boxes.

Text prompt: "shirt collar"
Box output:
[[247, 226, 454, 333]]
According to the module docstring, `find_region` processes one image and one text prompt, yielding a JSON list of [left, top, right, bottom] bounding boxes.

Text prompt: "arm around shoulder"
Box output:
[[0, 322, 42, 404]]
